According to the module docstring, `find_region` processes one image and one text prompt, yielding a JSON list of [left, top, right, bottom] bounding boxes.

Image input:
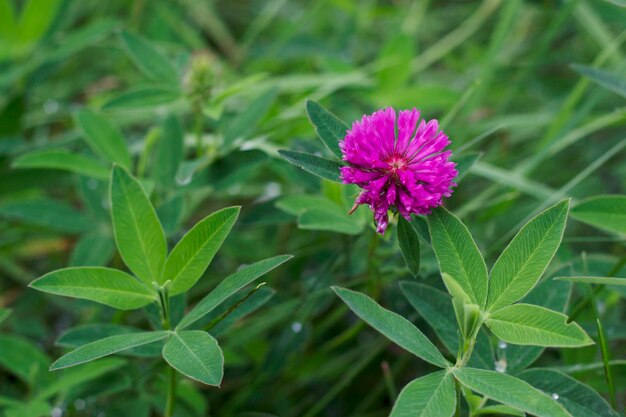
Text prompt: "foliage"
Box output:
[[1, 1, 626, 416]]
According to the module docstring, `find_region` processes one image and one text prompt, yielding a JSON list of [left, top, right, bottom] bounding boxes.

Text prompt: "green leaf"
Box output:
[[518, 369, 620, 417], [400, 282, 494, 369], [476, 405, 524, 416], [18, 0, 62, 45], [153, 115, 184, 187], [277, 195, 364, 235], [305, 99, 347, 159], [103, 87, 181, 109], [110, 165, 167, 285], [0, 1, 18, 42], [453, 368, 572, 417], [487, 200, 569, 312], [34, 358, 125, 400], [278, 149, 343, 182], [30, 267, 155, 310], [397, 216, 421, 277], [57, 324, 162, 358], [505, 277, 572, 372], [0, 199, 91, 234], [571, 65, 626, 99], [0, 334, 50, 386], [485, 304, 593, 347], [50, 331, 169, 370], [12, 150, 110, 179], [177, 255, 292, 329], [120, 31, 179, 86], [332, 286, 449, 368], [298, 206, 363, 235], [555, 276, 626, 286], [390, 370, 456, 417], [427, 207, 489, 308], [76, 110, 131, 169], [570, 195, 626, 235], [165, 207, 240, 294], [162, 331, 223, 386]]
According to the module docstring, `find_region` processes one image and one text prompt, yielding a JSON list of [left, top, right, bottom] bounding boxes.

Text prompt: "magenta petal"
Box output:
[[339, 107, 457, 235]]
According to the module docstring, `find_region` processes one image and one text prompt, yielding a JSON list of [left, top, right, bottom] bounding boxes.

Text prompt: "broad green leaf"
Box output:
[[277, 195, 364, 235], [12, 150, 109, 179], [278, 149, 343, 182], [153, 115, 184, 187], [50, 331, 169, 370], [555, 276, 626, 286], [390, 371, 455, 417], [35, 358, 125, 400], [453, 368, 572, 417], [454, 152, 482, 181], [57, 324, 162, 357], [305, 99, 347, 158], [0, 334, 50, 386], [18, 0, 62, 45], [400, 282, 494, 369], [30, 267, 155, 310], [570, 195, 626, 235], [506, 278, 572, 372], [410, 216, 431, 244], [69, 233, 115, 267], [110, 165, 167, 285], [572, 65, 626, 99], [0, 1, 18, 41], [298, 207, 363, 235], [177, 255, 292, 329], [487, 200, 569, 312], [427, 207, 488, 308], [332, 286, 449, 368], [518, 369, 620, 417], [165, 207, 240, 294], [120, 31, 179, 86], [275, 195, 335, 215], [103, 87, 180, 109], [486, 304, 593, 347], [76, 110, 131, 168], [0, 199, 90, 234], [397, 216, 420, 277], [477, 405, 524, 416], [162, 331, 223, 386]]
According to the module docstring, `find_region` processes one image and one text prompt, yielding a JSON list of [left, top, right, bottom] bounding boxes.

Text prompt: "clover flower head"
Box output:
[[340, 107, 457, 234]]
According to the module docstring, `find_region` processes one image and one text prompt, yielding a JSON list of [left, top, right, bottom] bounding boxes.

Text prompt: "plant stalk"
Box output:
[[165, 365, 177, 417]]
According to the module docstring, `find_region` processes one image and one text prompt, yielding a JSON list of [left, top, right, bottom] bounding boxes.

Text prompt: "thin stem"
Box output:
[[456, 337, 477, 368], [165, 365, 177, 417]]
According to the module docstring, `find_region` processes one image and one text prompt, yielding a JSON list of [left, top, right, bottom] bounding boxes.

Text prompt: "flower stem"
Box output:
[[165, 365, 177, 417]]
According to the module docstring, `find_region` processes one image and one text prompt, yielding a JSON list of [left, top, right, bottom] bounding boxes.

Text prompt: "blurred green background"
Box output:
[[1, 0, 625, 416]]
